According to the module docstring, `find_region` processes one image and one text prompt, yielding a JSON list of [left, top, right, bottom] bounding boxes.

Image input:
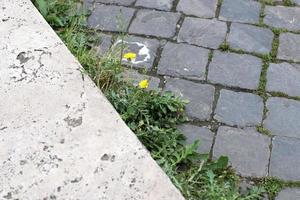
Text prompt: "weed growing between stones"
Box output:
[[33, 0, 265, 199], [258, 177, 300, 200]]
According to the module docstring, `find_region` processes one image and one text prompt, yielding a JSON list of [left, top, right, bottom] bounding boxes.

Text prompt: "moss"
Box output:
[[208, 50, 213, 62], [219, 41, 230, 51], [270, 92, 300, 101], [257, 59, 269, 98], [260, 177, 300, 200], [256, 125, 272, 136], [283, 0, 296, 6], [259, 0, 275, 6]]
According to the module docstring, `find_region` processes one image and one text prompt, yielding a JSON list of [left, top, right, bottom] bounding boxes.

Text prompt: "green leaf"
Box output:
[[36, 0, 48, 17], [216, 156, 229, 169], [47, 15, 64, 27]]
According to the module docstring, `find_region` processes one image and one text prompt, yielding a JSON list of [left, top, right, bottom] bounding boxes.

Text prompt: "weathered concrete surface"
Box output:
[[0, 1, 184, 199]]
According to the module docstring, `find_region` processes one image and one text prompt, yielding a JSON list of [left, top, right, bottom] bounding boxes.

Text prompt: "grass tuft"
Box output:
[[219, 42, 230, 51]]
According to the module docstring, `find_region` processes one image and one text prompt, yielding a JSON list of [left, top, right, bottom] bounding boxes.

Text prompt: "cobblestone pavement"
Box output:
[[85, 0, 300, 198]]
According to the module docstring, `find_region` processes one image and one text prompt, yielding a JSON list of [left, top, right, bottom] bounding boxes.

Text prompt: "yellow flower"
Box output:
[[123, 52, 137, 61], [139, 79, 149, 89]]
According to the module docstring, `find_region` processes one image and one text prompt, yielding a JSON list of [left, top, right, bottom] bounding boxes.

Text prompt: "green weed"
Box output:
[[219, 42, 230, 51], [33, 0, 266, 199]]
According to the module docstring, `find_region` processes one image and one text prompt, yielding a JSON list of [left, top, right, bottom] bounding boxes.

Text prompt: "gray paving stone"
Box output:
[[266, 62, 300, 97], [176, 0, 218, 18], [275, 188, 300, 200], [83, 0, 94, 11], [157, 42, 209, 80], [270, 137, 300, 181], [88, 4, 135, 32], [228, 23, 274, 54], [277, 32, 300, 62], [264, 97, 300, 138], [164, 78, 215, 120], [129, 10, 181, 38], [96, 34, 112, 55], [264, 6, 300, 31], [214, 126, 270, 177], [219, 0, 261, 24], [214, 90, 264, 127], [294, 0, 300, 5], [178, 124, 214, 153], [121, 69, 160, 90], [178, 18, 227, 49], [135, 0, 174, 11], [114, 36, 160, 70], [208, 51, 262, 90], [95, 0, 135, 6]]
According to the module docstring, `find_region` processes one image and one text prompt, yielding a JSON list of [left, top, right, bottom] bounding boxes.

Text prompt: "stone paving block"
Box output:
[[275, 188, 300, 200], [83, 0, 94, 11], [266, 62, 300, 97], [277, 32, 300, 62], [264, 97, 300, 138], [95, 0, 135, 6], [214, 126, 270, 177], [214, 90, 264, 127], [264, 6, 300, 31], [219, 0, 260, 24], [208, 51, 262, 90], [88, 4, 135, 32], [114, 36, 160, 70], [176, 0, 218, 18], [270, 137, 300, 181], [164, 78, 215, 120], [157, 42, 209, 80], [228, 23, 274, 54], [178, 124, 214, 153], [135, 0, 174, 11], [96, 34, 113, 55], [121, 69, 160, 90], [129, 10, 181, 38], [294, 0, 300, 5], [178, 18, 227, 49]]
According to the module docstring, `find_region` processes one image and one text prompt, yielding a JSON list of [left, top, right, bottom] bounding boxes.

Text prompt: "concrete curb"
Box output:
[[0, 0, 184, 199]]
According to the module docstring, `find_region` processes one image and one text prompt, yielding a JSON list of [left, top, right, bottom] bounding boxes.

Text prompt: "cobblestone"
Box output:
[[275, 188, 300, 200], [266, 62, 300, 97], [129, 10, 180, 38], [135, 0, 174, 11], [121, 69, 160, 90], [157, 42, 209, 80], [270, 136, 300, 181], [214, 90, 264, 127], [178, 18, 227, 49], [178, 124, 214, 153], [214, 126, 270, 177], [176, 0, 218, 18], [228, 23, 274, 54], [208, 51, 262, 90], [88, 4, 135, 32], [264, 6, 300, 31], [95, 0, 135, 6], [164, 78, 215, 121], [114, 36, 160, 70], [278, 32, 300, 62], [264, 97, 300, 138], [97, 34, 112, 55], [219, 0, 261, 24]]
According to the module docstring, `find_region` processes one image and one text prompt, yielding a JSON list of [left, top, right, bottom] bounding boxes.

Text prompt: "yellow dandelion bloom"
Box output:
[[139, 79, 149, 89], [123, 52, 137, 61]]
